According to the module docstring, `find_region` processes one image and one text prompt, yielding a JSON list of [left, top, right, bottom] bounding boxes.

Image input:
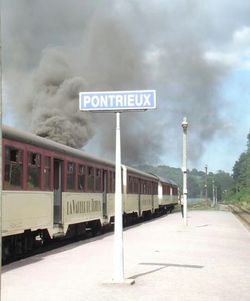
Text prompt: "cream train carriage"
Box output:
[[2, 125, 178, 261]]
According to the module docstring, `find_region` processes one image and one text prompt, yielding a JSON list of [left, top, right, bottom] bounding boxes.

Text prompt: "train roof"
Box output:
[[149, 173, 178, 187], [124, 165, 159, 181], [2, 125, 178, 186], [159, 176, 178, 187], [3, 125, 115, 168]]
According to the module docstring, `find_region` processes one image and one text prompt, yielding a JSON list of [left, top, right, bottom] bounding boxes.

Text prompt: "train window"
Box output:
[[163, 185, 169, 195], [131, 178, 134, 194], [95, 169, 102, 192], [28, 152, 41, 189], [108, 170, 114, 193], [112, 172, 115, 193], [108, 171, 111, 193], [107, 171, 115, 193], [134, 178, 139, 194], [87, 166, 94, 191], [141, 181, 145, 194], [132, 178, 135, 194], [128, 177, 132, 193], [78, 164, 85, 191], [67, 162, 75, 190], [44, 157, 51, 190], [173, 187, 177, 195], [4, 146, 23, 189], [153, 183, 157, 195], [148, 182, 152, 195]]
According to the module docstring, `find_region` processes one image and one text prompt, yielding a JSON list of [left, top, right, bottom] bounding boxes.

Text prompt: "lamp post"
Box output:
[[212, 179, 215, 207], [215, 186, 218, 206], [205, 164, 208, 204], [182, 117, 188, 226]]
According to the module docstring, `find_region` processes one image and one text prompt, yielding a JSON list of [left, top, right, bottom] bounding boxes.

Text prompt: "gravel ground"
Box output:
[[2, 210, 250, 301]]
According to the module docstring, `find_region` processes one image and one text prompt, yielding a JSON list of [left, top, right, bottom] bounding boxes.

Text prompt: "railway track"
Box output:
[[228, 204, 250, 230]]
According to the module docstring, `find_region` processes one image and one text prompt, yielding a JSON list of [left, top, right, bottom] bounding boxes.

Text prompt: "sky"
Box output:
[[1, 0, 250, 174]]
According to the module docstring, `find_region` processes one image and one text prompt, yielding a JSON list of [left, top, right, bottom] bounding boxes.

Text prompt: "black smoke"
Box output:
[[2, 0, 250, 166]]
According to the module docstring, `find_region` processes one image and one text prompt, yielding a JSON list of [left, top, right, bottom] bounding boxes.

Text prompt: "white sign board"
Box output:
[[79, 90, 156, 111]]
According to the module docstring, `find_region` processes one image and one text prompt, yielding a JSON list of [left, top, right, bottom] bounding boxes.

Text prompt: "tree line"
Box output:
[[135, 164, 233, 202], [134, 130, 250, 210], [228, 130, 250, 209]]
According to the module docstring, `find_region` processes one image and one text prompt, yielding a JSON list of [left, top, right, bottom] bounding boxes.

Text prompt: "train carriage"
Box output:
[[156, 176, 178, 213], [125, 166, 159, 219], [2, 126, 116, 256], [1, 125, 179, 262]]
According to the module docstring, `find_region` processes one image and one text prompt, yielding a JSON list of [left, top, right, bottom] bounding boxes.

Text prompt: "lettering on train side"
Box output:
[[67, 199, 101, 215]]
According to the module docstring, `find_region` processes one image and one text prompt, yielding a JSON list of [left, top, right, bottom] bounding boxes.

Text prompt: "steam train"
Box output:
[[2, 125, 178, 262]]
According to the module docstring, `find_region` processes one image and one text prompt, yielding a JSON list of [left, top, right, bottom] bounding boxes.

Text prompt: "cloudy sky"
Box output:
[[2, 0, 250, 173]]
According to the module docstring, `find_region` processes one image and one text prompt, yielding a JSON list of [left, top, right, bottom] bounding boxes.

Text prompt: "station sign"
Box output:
[[79, 90, 156, 111]]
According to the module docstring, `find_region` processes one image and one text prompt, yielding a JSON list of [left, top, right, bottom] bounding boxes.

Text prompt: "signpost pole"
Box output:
[[113, 112, 124, 282], [79, 90, 156, 285], [0, 11, 2, 298]]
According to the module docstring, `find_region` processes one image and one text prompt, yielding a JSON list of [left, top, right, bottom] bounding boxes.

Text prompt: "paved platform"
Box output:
[[2, 210, 250, 301]]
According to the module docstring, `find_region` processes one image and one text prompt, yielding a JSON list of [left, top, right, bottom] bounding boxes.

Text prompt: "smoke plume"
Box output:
[[2, 0, 250, 167], [10, 48, 94, 148]]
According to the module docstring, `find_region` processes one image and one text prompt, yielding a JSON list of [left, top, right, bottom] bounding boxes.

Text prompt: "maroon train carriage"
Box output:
[[2, 125, 116, 261], [122, 165, 160, 224], [156, 176, 179, 213], [1, 125, 178, 262]]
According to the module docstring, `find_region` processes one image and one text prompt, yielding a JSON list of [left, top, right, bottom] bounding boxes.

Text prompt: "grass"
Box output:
[[224, 188, 250, 211]]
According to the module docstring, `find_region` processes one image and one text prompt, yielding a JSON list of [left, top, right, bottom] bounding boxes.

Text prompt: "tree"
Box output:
[[187, 175, 201, 198], [228, 130, 250, 209]]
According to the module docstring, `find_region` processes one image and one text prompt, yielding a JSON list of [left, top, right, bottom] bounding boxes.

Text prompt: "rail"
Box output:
[[228, 204, 250, 230]]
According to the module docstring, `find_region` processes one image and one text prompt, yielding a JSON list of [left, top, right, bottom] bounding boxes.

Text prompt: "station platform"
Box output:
[[2, 210, 250, 301]]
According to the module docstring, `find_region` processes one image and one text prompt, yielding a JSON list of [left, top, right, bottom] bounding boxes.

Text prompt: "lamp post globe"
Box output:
[[182, 117, 188, 130]]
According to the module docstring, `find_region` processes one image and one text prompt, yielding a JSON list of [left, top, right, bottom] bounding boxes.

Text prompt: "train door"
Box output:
[[138, 179, 141, 216], [54, 159, 63, 223], [102, 170, 108, 217], [151, 183, 154, 212]]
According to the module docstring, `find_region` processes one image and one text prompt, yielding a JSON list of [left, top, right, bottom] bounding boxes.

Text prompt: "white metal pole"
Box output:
[[205, 164, 208, 204], [212, 179, 215, 207], [113, 112, 124, 282], [215, 186, 217, 206], [182, 117, 188, 226], [0, 7, 2, 298]]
